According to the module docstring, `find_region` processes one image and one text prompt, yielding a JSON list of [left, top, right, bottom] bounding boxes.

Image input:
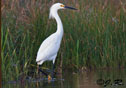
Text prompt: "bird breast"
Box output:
[[36, 33, 63, 62]]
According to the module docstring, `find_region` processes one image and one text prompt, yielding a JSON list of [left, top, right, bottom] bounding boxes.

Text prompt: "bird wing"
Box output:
[[36, 33, 61, 62]]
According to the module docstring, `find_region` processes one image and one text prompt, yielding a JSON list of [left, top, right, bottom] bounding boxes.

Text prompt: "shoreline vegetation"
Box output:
[[2, 0, 126, 82]]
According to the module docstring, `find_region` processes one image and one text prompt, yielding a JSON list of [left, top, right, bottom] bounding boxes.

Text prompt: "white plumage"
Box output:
[[36, 3, 77, 66], [36, 3, 64, 65], [36, 33, 63, 65]]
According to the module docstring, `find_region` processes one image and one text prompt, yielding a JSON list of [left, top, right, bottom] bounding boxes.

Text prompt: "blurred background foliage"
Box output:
[[1, 0, 126, 82]]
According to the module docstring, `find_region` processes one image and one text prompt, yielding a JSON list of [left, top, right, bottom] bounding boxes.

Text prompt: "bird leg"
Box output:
[[38, 65, 48, 77], [37, 64, 56, 80], [51, 64, 55, 78], [37, 65, 54, 81], [37, 65, 39, 74]]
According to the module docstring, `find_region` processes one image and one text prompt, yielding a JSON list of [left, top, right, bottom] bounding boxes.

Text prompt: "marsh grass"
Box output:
[[2, 0, 126, 82]]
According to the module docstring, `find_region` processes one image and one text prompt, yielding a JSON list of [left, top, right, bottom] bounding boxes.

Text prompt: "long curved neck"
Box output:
[[54, 11, 63, 37]]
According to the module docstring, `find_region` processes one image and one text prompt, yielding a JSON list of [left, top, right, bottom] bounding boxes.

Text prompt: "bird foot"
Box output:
[[48, 75, 52, 81]]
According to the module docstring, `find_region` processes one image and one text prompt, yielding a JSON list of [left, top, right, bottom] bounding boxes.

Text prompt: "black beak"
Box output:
[[65, 6, 77, 10]]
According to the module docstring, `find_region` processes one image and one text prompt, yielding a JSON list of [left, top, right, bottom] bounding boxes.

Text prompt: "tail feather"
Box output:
[[37, 60, 44, 65]]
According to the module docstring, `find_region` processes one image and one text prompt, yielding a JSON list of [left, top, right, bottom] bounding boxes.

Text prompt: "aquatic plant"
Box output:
[[1, 0, 126, 82]]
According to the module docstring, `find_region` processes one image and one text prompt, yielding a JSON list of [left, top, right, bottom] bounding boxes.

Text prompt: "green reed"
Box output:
[[1, 0, 126, 81]]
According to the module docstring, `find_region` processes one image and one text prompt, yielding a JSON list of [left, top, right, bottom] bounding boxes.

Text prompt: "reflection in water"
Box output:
[[3, 69, 126, 88]]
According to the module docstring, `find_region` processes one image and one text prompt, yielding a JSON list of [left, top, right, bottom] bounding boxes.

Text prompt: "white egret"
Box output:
[[36, 3, 77, 79]]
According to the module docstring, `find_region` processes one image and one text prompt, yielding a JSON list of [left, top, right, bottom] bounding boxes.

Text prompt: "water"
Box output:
[[3, 69, 126, 88]]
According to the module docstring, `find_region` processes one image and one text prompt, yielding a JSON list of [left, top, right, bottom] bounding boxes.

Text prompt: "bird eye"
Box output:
[[60, 5, 64, 7]]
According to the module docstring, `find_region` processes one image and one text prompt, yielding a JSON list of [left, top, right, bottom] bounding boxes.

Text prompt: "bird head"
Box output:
[[49, 3, 77, 19]]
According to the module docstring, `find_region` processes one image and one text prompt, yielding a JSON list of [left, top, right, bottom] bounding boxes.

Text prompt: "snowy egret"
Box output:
[[36, 3, 77, 79]]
